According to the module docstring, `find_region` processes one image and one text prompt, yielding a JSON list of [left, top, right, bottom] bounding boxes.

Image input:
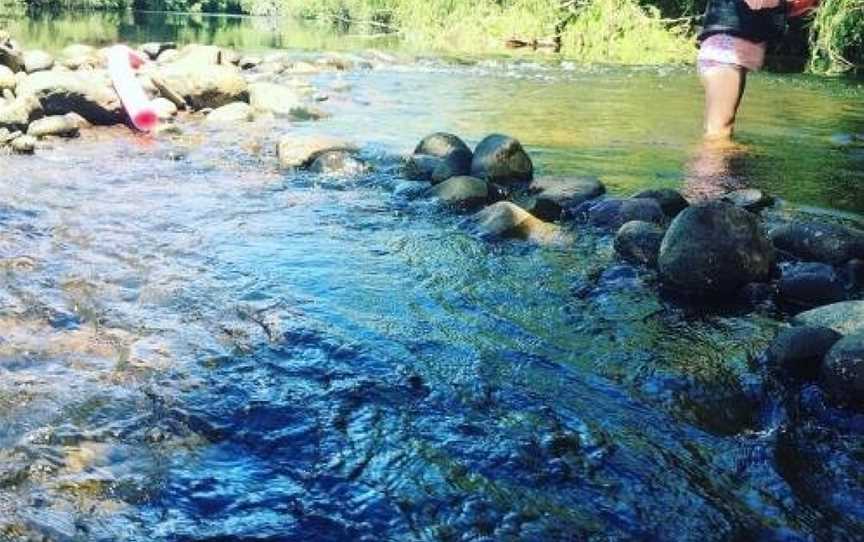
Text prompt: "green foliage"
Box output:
[[809, 0, 864, 73]]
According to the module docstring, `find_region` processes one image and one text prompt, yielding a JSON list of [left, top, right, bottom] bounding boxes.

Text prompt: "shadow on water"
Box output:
[[0, 10, 863, 542]]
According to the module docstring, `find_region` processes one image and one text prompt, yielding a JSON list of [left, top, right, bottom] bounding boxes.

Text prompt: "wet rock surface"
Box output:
[[428, 175, 489, 208], [17, 70, 122, 125], [614, 220, 665, 266], [823, 332, 864, 406], [659, 202, 775, 295], [633, 188, 688, 218], [778, 262, 846, 308], [770, 222, 864, 264], [794, 300, 864, 335], [470, 134, 533, 185], [765, 326, 841, 380]]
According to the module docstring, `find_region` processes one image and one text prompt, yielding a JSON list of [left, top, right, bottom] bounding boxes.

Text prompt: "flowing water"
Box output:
[[1, 9, 864, 542]]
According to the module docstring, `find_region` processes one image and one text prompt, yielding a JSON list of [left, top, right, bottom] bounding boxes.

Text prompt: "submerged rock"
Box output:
[[658, 201, 775, 295], [766, 326, 841, 381], [205, 101, 253, 123], [17, 70, 121, 125], [614, 220, 665, 266], [22, 50, 54, 74], [778, 262, 846, 308], [470, 134, 532, 185], [414, 132, 473, 182], [473, 201, 559, 241], [633, 188, 689, 218], [823, 332, 864, 406], [27, 115, 79, 138], [794, 301, 864, 336], [770, 222, 864, 265], [277, 135, 358, 169], [428, 176, 488, 209], [309, 150, 367, 176]]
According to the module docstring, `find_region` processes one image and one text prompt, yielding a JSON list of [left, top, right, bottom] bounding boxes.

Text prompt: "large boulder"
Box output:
[[633, 188, 688, 218], [414, 132, 473, 182], [658, 201, 775, 295], [17, 71, 121, 125], [470, 134, 533, 185], [794, 301, 864, 336], [770, 222, 864, 265], [777, 262, 846, 308], [427, 176, 488, 209], [11, 134, 35, 154], [765, 326, 841, 381], [154, 63, 248, 110], [527, 176, 605, 220], [22, 50, 54, 74], [248, 82, 303, 116], [403, 154, 446, 181], [473, 201, 559, 241], [27, 115, 79, 138], [614, 221, 665, 266], [277, 135, 358, 169], [823, 332, 864, 406]]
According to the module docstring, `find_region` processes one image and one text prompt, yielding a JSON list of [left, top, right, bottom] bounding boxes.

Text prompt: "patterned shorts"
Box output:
[[697, 33, 767, 74]]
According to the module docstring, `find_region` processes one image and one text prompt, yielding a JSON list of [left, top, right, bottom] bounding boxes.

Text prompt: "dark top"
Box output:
[[699, 0, 787, 43]]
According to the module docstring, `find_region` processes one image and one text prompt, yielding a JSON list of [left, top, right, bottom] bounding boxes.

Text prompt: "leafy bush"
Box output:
[[809, 0, 864, 72]]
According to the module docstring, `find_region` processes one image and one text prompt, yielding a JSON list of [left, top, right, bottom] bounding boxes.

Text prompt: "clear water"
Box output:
[[1, 9, 864, 542]]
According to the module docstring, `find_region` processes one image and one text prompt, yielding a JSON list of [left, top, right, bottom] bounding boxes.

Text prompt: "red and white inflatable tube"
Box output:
[[107, 45, 158, 132]]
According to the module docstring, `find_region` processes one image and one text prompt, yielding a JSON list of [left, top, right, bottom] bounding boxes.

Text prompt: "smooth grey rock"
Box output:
[[588, 198, 665, 229], [778, 262, 846, 308], [529, 175, 605, 220], [428, 176, 488, 209], [614, 220, 665, 266], [27, 115, 79, 138], [23, 50, 54, 74], [770, 222, 864, 265], [277, 135, 358, 169], [823, 332, 864, 406], [794, 301, 864, 336], [766, 326, 841, 381], [151, 97, 178, 119], [633, 188, 688, 218], [154, 63, 248, 110], [17, 70, 121, 125], [248, 82, 302, 116], [0, 38, 24, 73], [414, 132, 472, 181], [205, 101, 253, 123], [658, 201, 775, 295], [470, 134, 533, 185]]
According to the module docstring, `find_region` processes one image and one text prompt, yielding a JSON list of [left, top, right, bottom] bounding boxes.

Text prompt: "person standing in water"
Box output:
[[697, 0, 819, 139]]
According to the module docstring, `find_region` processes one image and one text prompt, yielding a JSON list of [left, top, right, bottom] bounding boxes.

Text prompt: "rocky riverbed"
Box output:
[[2, 31, 864, 541]]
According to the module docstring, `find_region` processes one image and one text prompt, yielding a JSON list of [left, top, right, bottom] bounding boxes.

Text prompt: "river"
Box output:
[[1, 8, 863, 542]]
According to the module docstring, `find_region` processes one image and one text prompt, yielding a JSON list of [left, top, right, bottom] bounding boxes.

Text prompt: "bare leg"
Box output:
[[700, 65, 747, 140]]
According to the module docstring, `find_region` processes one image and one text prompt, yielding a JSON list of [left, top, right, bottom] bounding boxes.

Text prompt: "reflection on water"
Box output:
[[0, 11, 863, 542]]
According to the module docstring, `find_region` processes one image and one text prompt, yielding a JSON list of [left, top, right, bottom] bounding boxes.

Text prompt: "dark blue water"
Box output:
[[1, 56, 864, 541]]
